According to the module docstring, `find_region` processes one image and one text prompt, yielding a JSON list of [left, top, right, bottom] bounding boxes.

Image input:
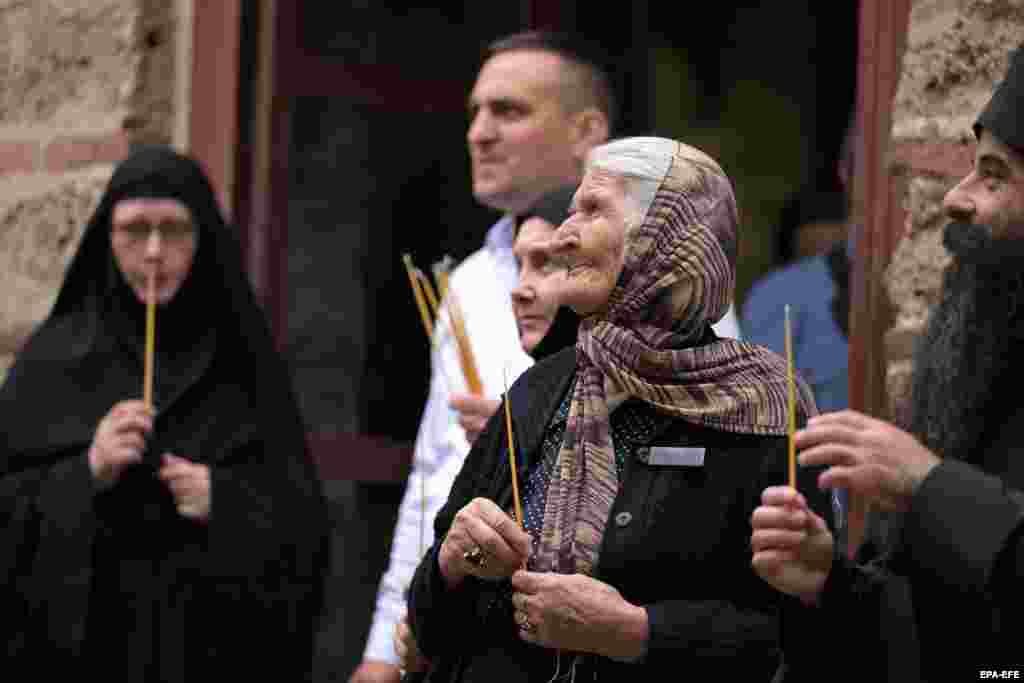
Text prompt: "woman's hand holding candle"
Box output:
[[88, 400, 153, 485]]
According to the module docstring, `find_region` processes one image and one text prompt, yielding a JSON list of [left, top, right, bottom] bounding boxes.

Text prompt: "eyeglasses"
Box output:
[[112, 221, 196, 245]]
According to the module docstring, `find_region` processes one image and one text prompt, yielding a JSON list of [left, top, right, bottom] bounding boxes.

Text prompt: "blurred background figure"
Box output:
[[741, 188, 850, 412], [0, 146, 329, 680], [741, 118, 856, 414]]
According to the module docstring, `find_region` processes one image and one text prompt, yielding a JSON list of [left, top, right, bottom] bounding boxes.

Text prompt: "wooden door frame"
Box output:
[[849, 0, 911, 417], [844, 0, 912, 556]]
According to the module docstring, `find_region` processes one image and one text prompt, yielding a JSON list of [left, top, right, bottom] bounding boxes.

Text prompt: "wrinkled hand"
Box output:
[[510, 571, 648, 661], [158, 453, 211, 522], [88, 400, 153, 485], [751, 487, 834, 604], [449, 393, 500, 445], [439, 497, 530, 589], [797, 410, 941, 512], [393, 612, 430, 674], [348, 660, 401, 683]]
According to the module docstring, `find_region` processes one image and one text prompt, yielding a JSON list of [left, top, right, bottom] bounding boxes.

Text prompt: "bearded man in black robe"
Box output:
[[749, 44, 1024, 680]]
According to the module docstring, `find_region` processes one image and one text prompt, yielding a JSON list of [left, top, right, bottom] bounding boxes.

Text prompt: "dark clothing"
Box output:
[[0, 147, 329, 680], [782, 403, 1024, 681], [409, 347, 832, 682]]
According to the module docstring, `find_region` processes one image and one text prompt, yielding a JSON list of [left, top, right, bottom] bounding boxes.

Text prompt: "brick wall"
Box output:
[[883, 0, 1023, 419], [0, 0, 182, 380]]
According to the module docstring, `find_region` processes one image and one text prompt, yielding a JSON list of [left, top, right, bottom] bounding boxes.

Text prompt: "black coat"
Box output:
[[0, 147, 329, 680], [409, 347, 832, 682], [781, 405, 1024, 682]]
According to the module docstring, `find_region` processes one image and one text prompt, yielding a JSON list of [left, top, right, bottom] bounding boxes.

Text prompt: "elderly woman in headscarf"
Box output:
[[0, 146, 329, 680], [406, 137, 832, 681]]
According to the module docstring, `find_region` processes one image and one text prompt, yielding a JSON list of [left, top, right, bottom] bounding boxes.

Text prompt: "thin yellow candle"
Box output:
[[785, 304, 796, 489], [143, 268, 156, 410], [402, 254, 434, 341], [447, 291, 483, 395], [432, 255, 454, 300], [503, 368, 524, 528], [414, 269, 440, 319]]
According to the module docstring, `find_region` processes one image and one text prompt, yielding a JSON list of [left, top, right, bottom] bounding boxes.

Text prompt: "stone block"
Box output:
[[0, 0, 178, 143], [885, 321, 926, 363], [892, 0, 1020, 143], [887, 359, 916, 426], [0, 168, 111, 356], [886, 216, 951, 329]]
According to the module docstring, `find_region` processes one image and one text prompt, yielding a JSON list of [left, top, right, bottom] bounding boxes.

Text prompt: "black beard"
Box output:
[[907, 222, 1024, 462]]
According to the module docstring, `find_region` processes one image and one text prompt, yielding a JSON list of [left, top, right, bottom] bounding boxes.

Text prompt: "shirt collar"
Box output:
[[485, 214, 516, 255]]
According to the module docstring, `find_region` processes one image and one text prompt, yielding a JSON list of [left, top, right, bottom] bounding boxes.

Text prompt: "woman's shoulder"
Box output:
[[510, 348, 575, 394]]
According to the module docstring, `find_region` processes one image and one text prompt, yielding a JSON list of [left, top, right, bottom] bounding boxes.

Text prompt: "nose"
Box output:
[[144, 228, 163, 260], [511, 280, 534, 307], [943, 176, 975, 222], [467, 108, 497, 146]]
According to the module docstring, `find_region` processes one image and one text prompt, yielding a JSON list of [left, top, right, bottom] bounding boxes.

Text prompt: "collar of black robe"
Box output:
[[0, 145, 305, 474]]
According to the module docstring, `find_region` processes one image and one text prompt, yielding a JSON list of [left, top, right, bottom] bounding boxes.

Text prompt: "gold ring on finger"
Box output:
[[464, 545, 487, 569]]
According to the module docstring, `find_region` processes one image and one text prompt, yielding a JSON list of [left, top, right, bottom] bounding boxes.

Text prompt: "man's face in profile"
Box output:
[[908, 130, 1024, 459], [466, 50, 584, 214], [943, 130, 1024, 244]]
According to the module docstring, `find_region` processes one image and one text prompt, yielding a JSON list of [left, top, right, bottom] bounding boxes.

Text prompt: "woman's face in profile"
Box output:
[[110, 198, 197, 305], [550, 168, 631, 316], [512, 217, 564, 353]]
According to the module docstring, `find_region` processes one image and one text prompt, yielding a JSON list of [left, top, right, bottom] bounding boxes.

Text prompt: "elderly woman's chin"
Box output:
[[558, 277, 614, 317]]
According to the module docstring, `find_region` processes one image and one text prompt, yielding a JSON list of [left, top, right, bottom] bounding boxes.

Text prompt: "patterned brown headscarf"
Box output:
[[534, 140, 817, 575]]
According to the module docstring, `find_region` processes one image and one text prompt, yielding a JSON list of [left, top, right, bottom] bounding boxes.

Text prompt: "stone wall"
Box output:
[[884, 0, 1023, 419], [0, 0, 182, 380]]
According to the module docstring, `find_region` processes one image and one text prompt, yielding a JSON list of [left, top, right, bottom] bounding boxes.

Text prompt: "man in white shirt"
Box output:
[[348, 31, 613, 683]]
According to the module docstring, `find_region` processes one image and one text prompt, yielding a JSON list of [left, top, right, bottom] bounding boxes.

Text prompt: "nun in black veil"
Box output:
[[0, 145, 329, 680]]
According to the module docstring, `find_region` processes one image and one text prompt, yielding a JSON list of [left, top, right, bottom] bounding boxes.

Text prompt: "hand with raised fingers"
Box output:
[[88, 400, 153, 485], [796, 410, 940, 512]]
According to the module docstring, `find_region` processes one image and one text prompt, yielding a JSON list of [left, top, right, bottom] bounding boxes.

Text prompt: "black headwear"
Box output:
[[975, 43, 1024, 152], [516, 184, 581, 361]]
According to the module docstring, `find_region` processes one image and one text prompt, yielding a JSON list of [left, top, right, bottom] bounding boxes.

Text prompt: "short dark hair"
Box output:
[[514, 184, 577, 239], [486, 30, 617, 132]]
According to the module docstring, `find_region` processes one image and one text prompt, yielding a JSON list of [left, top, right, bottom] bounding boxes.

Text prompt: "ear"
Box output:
[[570, 107, 610, 161]]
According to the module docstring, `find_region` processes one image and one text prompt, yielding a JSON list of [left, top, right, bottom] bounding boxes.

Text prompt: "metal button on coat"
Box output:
[[614, 511, 633, 527]]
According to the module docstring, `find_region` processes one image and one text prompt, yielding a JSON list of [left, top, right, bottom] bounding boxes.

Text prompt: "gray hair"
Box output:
[[585, 137, 676, 231]]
